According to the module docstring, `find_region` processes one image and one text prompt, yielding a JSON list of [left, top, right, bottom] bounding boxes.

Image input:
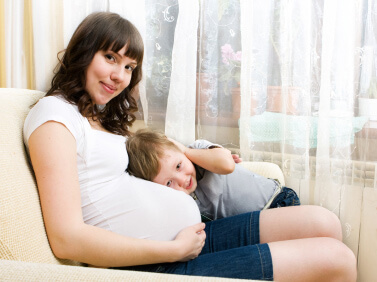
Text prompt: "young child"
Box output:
[[126, 128, 300, 221]]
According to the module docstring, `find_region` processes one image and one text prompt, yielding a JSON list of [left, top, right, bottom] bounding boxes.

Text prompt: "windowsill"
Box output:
[[135, 109, 241, 128], [133, 110, 377, 162]]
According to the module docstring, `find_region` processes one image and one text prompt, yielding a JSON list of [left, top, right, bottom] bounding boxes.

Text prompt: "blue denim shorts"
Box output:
[[270, 187, 300, 208], [121, 211, 273, 280]]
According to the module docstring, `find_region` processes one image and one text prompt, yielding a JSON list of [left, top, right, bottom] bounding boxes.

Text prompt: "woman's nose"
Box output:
[[110, 66, 125, 82]]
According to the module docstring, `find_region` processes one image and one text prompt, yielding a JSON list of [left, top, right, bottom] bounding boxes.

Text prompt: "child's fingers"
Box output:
[[232, 154, 243, 163]]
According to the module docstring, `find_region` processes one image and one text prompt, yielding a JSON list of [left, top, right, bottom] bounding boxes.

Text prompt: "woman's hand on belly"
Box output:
[[172, 222, 206, 262]]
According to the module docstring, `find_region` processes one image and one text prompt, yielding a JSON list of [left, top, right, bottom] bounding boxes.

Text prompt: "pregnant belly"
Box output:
[[82, 173, 201, 240]]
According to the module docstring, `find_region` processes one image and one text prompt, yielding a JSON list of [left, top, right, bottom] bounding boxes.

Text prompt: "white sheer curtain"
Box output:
[[3, 0, 26, 88], [164, 0, 199, 144], [32, 0, 64, 91], [63, 1, 108, 46], [178, 2, 375, 279], [315, 0, 357, 211], [2, 1, 376, 279]]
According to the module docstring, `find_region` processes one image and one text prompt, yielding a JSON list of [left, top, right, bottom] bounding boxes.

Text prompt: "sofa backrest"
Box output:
[[0, 88, 80, 266]]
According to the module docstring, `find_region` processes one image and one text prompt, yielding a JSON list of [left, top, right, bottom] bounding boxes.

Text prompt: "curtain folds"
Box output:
[[164, 0, 199, 145], [315, 0, 357, 212], [2, 1, 377, 279], [23, 0, 34, 89], [0, 0, 6, 87], [32, 0, 64, 91], [4, 0, 26, 88]]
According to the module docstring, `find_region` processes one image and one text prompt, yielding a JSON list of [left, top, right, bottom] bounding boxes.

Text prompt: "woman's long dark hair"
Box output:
[[47, 12, 144, 136]]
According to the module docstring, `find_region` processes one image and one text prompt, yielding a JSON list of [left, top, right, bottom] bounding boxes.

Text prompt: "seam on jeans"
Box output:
[[249, 212, 252, 245], [256, 244, 265, 279], [256, 211, 261, 244], [209, 220, 213, 253], [155, 266, 164, 273]]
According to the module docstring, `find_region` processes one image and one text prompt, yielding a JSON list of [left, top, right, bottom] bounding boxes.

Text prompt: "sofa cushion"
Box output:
[[239, 161, 285, 186], [0, 88, 80, 266]]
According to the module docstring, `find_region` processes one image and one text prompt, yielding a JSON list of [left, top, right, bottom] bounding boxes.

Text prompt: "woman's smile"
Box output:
[[101, 81, 116, 94]]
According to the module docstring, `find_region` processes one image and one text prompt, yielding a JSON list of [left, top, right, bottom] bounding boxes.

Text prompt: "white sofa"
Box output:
[[0, 88, 284, 281]]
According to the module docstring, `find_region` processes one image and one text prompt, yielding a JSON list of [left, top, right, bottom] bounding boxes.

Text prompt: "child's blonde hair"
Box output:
[[126, 128, 181, 181]]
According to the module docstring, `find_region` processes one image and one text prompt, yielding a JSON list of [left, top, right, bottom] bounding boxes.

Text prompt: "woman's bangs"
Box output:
[[100, 34, 126, 54], [123, 36, 144, 64], [101, 34, 143, 64]]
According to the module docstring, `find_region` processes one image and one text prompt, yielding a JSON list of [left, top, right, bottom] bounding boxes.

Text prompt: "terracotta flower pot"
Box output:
[[231, 86, 302, 118], [196, 73, 214, 113], [230, 87, 259, 119], [266, 86, 301, 115]]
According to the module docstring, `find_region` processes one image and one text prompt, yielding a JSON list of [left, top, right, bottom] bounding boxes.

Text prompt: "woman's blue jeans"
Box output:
[[121, 211, 274, 280]]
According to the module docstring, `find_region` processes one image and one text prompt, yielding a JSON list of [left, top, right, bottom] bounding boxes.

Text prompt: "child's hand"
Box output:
[[168, 137, 187, 153], [232, 154, 243, 163]]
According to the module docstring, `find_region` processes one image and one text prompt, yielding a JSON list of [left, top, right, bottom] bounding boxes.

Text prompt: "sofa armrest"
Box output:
[[0, 259, 255, 281], [239, 161, 285, 186]]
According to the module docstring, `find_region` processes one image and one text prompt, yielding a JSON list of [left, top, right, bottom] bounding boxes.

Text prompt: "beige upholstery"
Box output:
[[0, 88, 79, 266], [239, 162, 285, 186], [0, 88, 284, 281], [0, 259, 241, 282]]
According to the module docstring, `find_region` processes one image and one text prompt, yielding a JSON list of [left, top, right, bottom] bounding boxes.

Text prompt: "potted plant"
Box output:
[[219, 43, 302, 118], [218, 44, 256, 118]]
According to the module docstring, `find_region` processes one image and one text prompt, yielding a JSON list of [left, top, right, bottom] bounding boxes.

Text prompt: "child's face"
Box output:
[[153, 149, 197, 195]]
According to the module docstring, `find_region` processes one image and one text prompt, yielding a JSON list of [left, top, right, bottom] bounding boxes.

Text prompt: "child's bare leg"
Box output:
[[269, 238, 357, 282], [260, 205, 342, 243]]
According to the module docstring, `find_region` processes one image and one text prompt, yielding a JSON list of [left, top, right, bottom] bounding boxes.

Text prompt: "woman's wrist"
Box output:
[[166, 240, 184, 262]]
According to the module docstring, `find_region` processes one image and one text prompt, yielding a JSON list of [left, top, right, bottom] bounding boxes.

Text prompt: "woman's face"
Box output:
[[85, 45, 138, 105]]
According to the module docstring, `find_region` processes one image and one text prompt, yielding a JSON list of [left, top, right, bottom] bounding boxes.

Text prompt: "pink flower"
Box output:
[[221, 44, 234, 65], [233, 51, 242, 61], [219, 44, 242, 85], [221, 44, 241, 65]]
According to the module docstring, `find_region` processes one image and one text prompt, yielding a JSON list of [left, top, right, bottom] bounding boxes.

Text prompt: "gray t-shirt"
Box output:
[[189, 140, 279, 220]]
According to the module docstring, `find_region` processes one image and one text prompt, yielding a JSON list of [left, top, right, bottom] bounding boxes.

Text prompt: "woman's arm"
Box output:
[[169, 138, 235, 175], [28, 121, 205, 267]]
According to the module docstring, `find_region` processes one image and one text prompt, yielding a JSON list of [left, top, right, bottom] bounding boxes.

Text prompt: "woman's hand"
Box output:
[[173, 222, 206, 262]]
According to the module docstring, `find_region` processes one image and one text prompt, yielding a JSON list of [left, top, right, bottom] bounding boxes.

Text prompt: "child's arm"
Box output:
[[169, 138, 235, 175]]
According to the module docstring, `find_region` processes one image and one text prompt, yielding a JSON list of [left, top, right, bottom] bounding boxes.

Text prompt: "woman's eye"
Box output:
[[166, 180, 172, 187], [125, 65, 135, 72], [105, 54, 115, 61]]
